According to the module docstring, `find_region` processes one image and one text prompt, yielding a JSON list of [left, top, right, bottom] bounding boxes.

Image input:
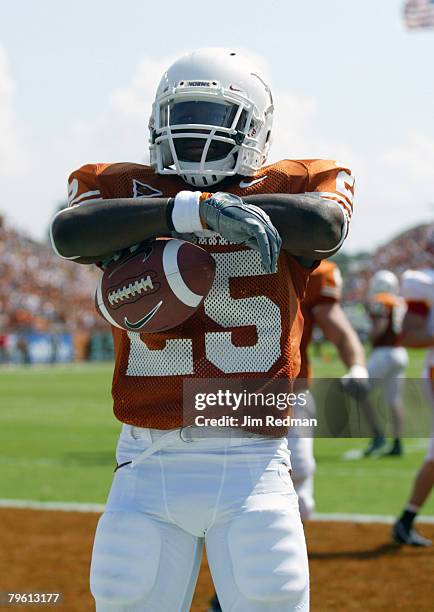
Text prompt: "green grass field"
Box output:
[[0, 346, 433, 517]]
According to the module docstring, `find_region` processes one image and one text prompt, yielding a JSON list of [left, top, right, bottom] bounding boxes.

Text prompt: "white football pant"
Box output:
[[90, 425, 310, 611], [287, 392, 316, 520], [366, 346, 408, 406]]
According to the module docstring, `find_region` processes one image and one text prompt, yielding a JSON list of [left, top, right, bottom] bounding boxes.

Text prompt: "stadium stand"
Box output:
[[0, 215, 110, 363], [343, 223, 433, 302]]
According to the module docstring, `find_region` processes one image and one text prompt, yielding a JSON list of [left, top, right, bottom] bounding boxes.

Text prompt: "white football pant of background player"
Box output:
[[367, 347, 408, 405], [287, 392, 317, 521]]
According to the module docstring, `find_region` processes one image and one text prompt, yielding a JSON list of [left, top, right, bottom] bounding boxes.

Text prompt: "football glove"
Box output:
[[199, 192, 282, 274], [340, 364, 370, 400]]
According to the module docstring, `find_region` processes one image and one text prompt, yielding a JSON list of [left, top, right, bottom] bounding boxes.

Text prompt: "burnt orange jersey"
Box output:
[[67, 159, 354, 429], [297, 260, 343, 381], [367, 293, 405, 348]]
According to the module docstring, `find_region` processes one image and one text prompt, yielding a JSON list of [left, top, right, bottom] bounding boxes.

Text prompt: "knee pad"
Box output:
[[90, 511, 161, 607], [228, 509, 309, 605]]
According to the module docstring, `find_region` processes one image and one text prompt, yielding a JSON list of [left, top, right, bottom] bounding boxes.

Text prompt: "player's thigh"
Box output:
[[206, 490, 309, 611], [91, 511, 203, 612], [383, 375, 405, 407], [367, 348, 392, 382], [368, 347, 408, 383]]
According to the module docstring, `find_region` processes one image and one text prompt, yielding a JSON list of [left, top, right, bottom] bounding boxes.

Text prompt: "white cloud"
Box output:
[[381, 132, 434, 181], [269, 91, 318, 161], [110, 55, 172, 119], [268, 87, 432, 252], [0, 43, 35, 237], [270, 88, 365, 173], [58, 55, 174, 167], [0, 43, 25, 176]]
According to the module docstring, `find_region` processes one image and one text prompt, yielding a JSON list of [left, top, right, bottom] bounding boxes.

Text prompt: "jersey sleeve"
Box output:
[[367, 296, 391, 319], [304, 262, 342, 309], [306, 159, 355, 229], [319, 263, 343, 302], [67, 164, 104, 207]]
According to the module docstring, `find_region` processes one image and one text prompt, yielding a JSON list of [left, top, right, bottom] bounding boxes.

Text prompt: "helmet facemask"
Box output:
[[149, 79, 273, 187]]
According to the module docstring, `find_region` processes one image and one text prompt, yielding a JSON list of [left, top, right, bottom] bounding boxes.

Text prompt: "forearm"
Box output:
[[335, 328, 366, 368], [51, 197, 170, 259], [243, 193, 346, 259], [314, 303, 366, 368], [51, 190, 347, 263], [369, 317, 388, 342]]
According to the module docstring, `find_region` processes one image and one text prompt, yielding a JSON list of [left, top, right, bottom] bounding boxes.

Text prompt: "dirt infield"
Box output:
[[0, 508, 433, 611]]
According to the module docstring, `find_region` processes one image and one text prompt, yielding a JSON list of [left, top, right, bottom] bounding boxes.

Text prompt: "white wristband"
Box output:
[[172, 191, 204, 233]]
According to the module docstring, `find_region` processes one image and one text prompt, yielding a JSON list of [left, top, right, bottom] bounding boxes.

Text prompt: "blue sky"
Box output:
[[0, 0, 433, 251]]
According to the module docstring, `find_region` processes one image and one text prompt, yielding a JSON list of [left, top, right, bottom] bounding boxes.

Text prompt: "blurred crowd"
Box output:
[[343, 223, 433, 302], [0, 215, 105, 335]]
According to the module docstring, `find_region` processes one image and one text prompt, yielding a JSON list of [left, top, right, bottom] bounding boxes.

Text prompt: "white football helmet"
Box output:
[[369, 270, 399, 296], [149, 48, 274, 187]]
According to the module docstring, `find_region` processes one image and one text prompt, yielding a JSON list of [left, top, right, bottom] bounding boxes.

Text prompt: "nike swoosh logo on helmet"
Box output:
[[124, 300, 163, 331], [239, 175, 268, 188], [229, 84, 244, 92]]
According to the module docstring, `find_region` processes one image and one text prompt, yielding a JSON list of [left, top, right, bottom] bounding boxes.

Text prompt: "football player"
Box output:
[[51, 48, 354, 611], [288, 259, 367, 520], [361, 270, 408, 457], [392, 228, 434, 547]]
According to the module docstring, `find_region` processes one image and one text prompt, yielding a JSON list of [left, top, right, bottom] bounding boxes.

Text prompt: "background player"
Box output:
[[289, 259, 367, 520], [393, 235, 434, 547], [51, 48, 353, 611], [361, 270, 408, 457]]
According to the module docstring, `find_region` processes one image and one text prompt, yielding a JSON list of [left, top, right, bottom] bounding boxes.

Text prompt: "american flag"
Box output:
[[403, 0, 434, 29]]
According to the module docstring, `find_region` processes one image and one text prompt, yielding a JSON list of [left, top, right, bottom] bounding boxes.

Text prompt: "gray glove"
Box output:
[[199, 192, 282, 273]]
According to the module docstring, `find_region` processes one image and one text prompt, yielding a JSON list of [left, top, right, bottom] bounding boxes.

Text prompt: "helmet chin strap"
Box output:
[[179, 152, 239, 187], [182, 174, 223, 188]]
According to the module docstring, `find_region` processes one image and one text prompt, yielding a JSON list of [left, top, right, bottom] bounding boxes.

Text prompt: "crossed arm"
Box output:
[[51, 193, 345, 265]]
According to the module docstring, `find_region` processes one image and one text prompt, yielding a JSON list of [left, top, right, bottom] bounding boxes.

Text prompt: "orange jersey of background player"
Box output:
[[68, 158, 354, 429], [366, 293, 405, 348], [298, 259, 343, 381]]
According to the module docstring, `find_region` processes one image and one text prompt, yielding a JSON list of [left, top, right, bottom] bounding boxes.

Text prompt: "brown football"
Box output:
[[95, 238, 215, 332]]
